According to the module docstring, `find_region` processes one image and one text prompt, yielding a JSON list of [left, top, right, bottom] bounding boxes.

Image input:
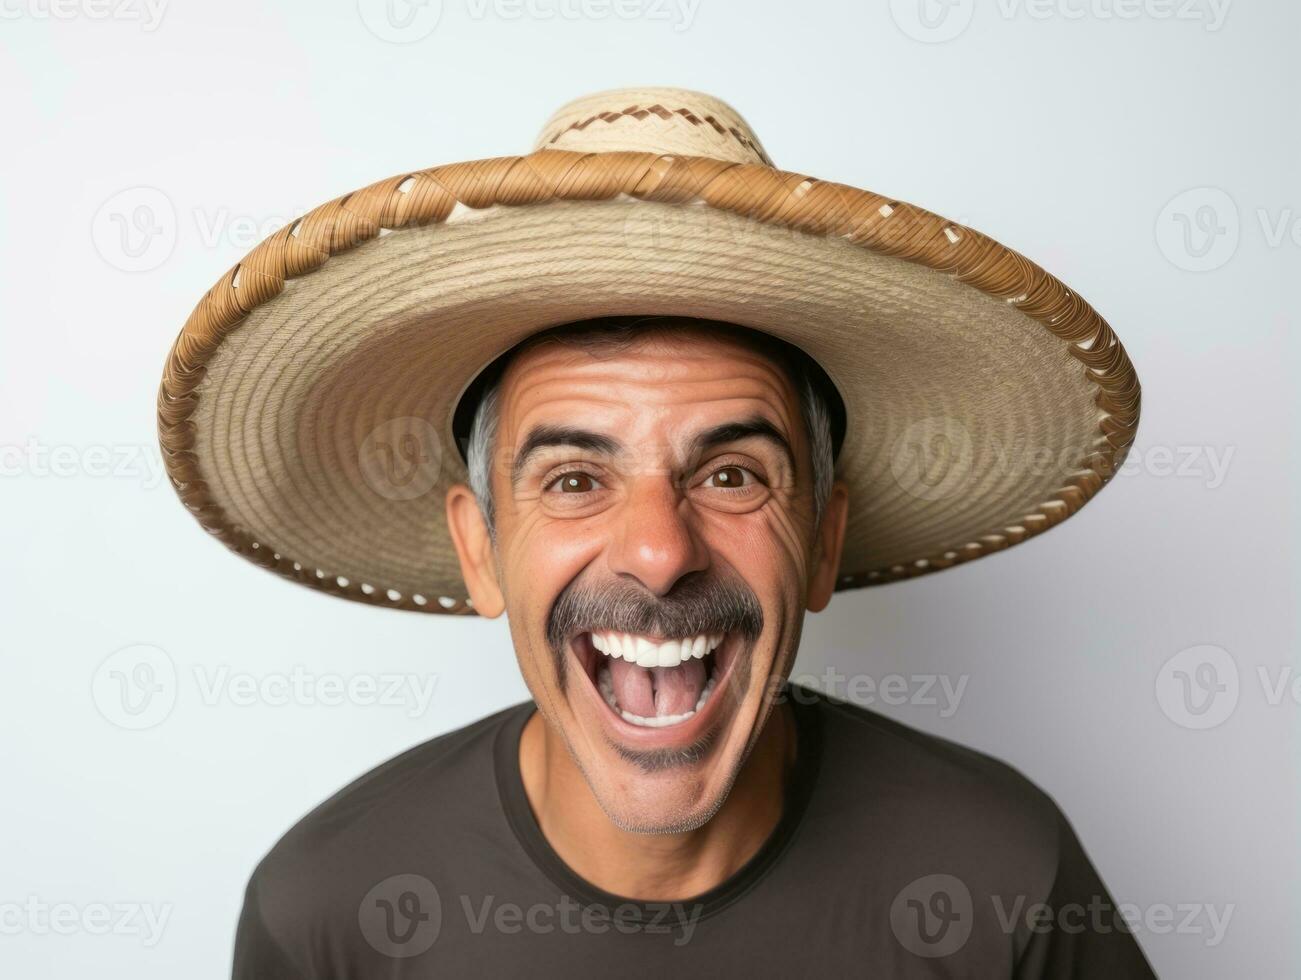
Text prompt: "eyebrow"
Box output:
[[510, 415, 795, 486], [511, 425, 622, 486]]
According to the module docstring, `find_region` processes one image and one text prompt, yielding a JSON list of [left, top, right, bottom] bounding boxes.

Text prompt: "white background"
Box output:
[[1, 0, 1297, 976]]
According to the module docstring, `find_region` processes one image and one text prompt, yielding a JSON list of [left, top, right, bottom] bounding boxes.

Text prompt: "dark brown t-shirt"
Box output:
[[233, 687, 1155, 977]]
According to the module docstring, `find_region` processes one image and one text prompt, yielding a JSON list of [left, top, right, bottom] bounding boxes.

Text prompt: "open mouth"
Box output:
[[571, 630, 733, 730]]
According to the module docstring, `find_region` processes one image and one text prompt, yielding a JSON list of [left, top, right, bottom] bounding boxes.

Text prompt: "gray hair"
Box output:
[[467, 324, 836, 540]]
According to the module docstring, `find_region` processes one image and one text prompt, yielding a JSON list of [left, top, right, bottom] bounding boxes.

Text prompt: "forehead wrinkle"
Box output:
[[509, 374, 800, 435], [502, 330, 800, 391], [496, 340, 807, 472], [520, 400, 799, 471]]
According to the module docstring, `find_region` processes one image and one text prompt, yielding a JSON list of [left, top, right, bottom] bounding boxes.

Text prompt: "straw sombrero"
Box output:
[[157, 86, 1139, 615]]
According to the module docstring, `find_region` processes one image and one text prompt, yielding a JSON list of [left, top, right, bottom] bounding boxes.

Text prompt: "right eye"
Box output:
[[545, 471, 603, 494]]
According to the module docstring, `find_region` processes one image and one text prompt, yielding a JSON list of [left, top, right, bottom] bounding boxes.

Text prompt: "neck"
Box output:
[[518, 701, 795, 901]]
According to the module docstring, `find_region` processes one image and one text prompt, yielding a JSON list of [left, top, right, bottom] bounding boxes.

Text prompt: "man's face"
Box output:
[[452, 326, 845, 834]]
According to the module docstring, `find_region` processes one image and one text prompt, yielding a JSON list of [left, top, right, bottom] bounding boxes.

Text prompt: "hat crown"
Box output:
[[532, 86, 772, 166]]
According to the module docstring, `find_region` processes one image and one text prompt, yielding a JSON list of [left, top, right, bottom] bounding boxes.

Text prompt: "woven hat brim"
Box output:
[[158, 150, 1139, 614]]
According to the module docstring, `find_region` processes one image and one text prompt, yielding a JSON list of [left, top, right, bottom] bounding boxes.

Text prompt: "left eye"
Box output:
[[703, 465, 757, 489], [547, 472, 601, 493]]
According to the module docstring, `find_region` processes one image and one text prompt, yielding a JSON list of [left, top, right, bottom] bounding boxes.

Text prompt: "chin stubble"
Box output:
[[609, 724, 720, 774], [541, 648, 769, 835], [533, 569, 764, 836]]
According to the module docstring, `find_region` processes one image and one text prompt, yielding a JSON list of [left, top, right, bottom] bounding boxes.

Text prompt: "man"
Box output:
[[158, 88, 1152, 975]]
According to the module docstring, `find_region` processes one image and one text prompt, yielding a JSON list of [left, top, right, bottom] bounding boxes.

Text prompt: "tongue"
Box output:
[[608, 657, 707, 717]]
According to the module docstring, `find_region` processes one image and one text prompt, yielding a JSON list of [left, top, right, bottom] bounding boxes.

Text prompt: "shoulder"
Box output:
[[791, 688, 1149, 974], [263, 700, 519, 865], [233, 702, 528, 976], [796, 686, 1071, 895], [806, 685, 1060, 814]]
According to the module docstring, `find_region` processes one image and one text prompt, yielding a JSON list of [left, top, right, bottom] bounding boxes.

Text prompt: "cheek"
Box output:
[[498, 508, 605, 604], [700, 504, 812, 588], [498, 515, 606, 703]]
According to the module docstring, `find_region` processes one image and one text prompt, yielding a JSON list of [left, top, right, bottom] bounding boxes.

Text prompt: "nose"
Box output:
[[607, 475, 709, 597]]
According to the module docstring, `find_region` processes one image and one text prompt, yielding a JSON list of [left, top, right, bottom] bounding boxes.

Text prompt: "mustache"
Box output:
[[546, 570, 765, 656]]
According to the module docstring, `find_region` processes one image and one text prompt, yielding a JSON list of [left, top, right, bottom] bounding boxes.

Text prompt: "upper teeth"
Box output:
[[590, 632, 723, 669]]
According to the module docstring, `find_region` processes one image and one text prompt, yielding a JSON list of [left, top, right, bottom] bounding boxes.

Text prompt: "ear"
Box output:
[[445, 483, 505, 618], [806, 479, 849, 614]]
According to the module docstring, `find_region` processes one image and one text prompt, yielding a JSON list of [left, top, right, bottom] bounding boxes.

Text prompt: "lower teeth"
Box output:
[[598, 665, 717, 728]]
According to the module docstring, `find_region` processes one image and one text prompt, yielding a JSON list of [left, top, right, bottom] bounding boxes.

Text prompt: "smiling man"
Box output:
[[159, 88, 1154, 976], [443, 318, 841, 893]]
